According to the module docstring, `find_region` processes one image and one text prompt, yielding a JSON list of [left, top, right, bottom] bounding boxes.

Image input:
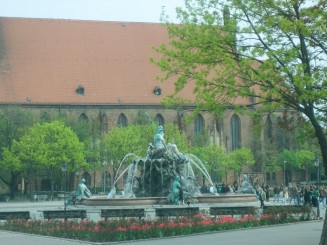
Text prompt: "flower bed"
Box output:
[[0, 206, 312, 242]]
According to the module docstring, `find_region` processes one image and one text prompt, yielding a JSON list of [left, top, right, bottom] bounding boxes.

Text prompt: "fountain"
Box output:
[[81, 126, 258, 208]]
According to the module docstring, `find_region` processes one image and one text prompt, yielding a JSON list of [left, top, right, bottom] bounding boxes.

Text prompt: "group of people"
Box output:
[[204, 180, 327, 210], [273, 184, 327, 208]]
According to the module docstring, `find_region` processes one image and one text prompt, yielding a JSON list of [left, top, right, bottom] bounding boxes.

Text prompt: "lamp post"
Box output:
[[103, 161, 108, 193], [93, 163, 96, 194], [61, 162, 67, 220], [315, 156, 320, 219], [75, 169, 80, 190], [283, 161, 286, 186]]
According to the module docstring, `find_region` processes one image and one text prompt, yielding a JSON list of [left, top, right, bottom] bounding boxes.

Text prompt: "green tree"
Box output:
[[229, 147, 255, 172], [0, 106, 34, 199], [63, 116, 101, 142], [154, 0, 326, 171], [191, 145, 228, 184], [279, 149, 316, 184], [153, 1, 327, 242], [3, 120, 85, 200], [260, 146, 283, 178], [190, 145, 254, 185]]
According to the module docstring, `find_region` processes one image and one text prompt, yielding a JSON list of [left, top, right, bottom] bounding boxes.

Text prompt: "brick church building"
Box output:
[[0, 17, 301, 196]]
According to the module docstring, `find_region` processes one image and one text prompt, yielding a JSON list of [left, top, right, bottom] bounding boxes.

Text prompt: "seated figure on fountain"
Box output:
[[237, 175, 256, 194], [147, 125, 187, 164], [76, 178, 92, 200], [66, 178, 92, 205], [167, 176, 183, 204]]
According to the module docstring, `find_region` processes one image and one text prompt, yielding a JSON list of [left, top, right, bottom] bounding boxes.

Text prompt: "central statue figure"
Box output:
[[148, 125, 187, 164], [153, 125, 166, 158]]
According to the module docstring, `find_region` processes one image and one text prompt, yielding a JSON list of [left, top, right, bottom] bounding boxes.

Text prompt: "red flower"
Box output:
[[116, 226, 127, 232], [219, 215, 237, 224], [130, 224, 141, 230], [260, 214, 273, 219], [94, 225, 101, 232], [240, 215, 258, 222]]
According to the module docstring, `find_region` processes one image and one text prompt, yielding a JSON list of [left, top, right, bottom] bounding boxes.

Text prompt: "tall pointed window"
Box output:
[[266, 115, 273, 143], [155, 114, 165, 126], [230, 114, 241, 150], [117, 113, 128, 127], [100, 112, 108, 134], [194, 113, 205, 134]]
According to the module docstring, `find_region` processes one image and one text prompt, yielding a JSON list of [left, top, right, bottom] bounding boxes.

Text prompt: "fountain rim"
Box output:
[[81, 193, 258, 206]]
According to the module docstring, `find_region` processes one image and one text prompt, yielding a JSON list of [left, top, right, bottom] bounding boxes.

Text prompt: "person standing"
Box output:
[[294, 186, 300, 205], [304, 187, 312, 206], [232, 181, 239, 192], [282, 187, 289, 204], [265, 184, 270, 202], [320, 187, 327, 209], [289, 186, 300, 205], [311, 186, 319, 208], [273, 185, 280, 202], [257, 187, 265, 208]]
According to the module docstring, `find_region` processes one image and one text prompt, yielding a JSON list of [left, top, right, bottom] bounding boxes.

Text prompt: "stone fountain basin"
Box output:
[[82, 196, 167, 206], [82, 193, 257, 206], [197, 193, 257, 203]]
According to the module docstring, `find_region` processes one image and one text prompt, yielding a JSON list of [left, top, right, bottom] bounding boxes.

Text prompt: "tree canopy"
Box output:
[[190, 145, 254, 182], [0, 106, 35, 198], [3, 120, 86, 173], [153, 0, 326, 178]]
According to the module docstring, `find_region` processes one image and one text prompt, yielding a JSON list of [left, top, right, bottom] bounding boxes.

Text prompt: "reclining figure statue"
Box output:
[[66, 178, 92, 205], [237, 175, 256, 194]]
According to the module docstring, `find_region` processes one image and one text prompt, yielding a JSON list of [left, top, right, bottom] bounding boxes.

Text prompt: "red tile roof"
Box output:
[[0, 17, 250, 106]]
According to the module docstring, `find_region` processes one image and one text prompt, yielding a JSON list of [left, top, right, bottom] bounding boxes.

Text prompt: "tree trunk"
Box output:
[[50, 168, 54, 200], [10, 171, 16, 200], [320, 211, 327, 245], [29, 168, 33, 201], [308, 113, 327, 245]]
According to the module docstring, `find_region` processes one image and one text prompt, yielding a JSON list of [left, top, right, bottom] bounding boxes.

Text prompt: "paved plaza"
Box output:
[[0, 199, 325, 245]]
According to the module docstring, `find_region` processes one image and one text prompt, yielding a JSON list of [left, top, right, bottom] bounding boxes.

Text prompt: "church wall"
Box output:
[[16, 105, 257, 152], [0, 104, 289, 197]]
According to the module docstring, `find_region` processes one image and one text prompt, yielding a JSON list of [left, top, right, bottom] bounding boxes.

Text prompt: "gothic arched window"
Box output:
[[230, 114, 241, 151], [266, 115, 273, 143], [99, 112, 108, 133], [155, 114, 165, 126], [117, 113, 128, 127], [194, 113, 205, 134]]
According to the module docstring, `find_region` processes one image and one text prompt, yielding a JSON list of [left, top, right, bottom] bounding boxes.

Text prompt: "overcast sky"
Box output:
[[0, 0, 185, 23]]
